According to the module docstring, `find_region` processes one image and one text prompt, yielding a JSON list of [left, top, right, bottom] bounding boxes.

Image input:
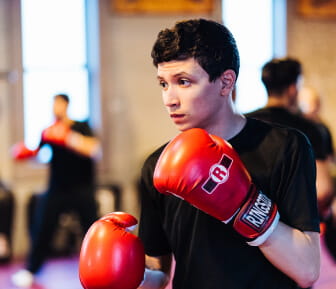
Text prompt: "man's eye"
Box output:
[[179, 79, 191, 86], [159, 81, 168, 89]]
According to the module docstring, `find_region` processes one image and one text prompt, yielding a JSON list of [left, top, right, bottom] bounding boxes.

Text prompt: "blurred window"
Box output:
[[222, 0, 286, 113], [21, 0, 89, 150]]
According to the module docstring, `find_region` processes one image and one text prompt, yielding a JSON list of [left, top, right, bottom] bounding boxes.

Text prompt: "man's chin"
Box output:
[[177, 125, 199, 132], [177, 126, 191, 132]]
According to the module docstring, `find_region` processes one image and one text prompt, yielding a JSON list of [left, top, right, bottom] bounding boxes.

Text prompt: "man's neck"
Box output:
[[56, 116, 74, 125], [210, 112, 246, 141], [266, 96, 290, 109]]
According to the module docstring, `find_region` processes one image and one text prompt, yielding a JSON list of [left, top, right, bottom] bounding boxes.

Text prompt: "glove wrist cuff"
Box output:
[[247, 211, 280, 246], [139, 268, 168, 289]]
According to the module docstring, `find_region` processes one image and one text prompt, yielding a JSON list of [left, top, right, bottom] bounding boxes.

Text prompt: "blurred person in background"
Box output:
[[246, 58, 334, 223], [0, 181, 14, 264], [298, 86, 336, 261], [11, 93, 101, 287], [298, 86, 334, 162]]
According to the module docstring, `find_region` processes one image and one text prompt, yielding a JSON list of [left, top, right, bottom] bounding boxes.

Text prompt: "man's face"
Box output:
[[157, 58, 224, 132], [53, 96, 68, 120]]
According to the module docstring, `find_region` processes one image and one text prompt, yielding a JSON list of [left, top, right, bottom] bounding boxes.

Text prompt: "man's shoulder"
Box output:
[[71, 120, 94, 135], [245, 115, 301, 136], [70, 120, 89, 130], [246, 106, 291, 121], [142, 142, 169, 170], [243, 116, 313, 151], [246, 107, 322, 138]]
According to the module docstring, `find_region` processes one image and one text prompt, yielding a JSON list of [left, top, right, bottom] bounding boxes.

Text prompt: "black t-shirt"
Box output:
[[139, 118, 320, 289], [41, 121, 95, 190], [315, 121, 334, 157], [246, 107, 328, 160]]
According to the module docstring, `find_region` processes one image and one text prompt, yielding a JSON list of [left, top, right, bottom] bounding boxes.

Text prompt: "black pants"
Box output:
[[26, 185, 98, 273], [0, 186, 14, 263]]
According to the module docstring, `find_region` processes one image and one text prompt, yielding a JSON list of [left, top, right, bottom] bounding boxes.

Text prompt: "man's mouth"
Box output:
[[170, 113, 185, 119]]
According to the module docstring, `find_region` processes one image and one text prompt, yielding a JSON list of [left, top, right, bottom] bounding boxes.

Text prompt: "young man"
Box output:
[[246, 59, 334, 220], [12, 94, 101, 287], [138, 19, 320, 289]]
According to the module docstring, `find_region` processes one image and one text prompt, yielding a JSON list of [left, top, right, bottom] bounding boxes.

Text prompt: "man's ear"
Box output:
[[287, 83, 298, 96], [220, 70, 236, 95]]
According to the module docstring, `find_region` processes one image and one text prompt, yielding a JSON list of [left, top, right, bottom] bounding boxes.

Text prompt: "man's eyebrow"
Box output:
[[174, 72, 189, 77], [157, 72, 189, 80]]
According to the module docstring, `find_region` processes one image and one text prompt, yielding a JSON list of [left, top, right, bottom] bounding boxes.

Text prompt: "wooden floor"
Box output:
[[0, 234, 335, 289]]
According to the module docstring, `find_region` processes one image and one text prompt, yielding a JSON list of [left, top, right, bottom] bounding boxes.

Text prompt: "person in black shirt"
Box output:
[[298, 86, 334, 158], [246, 58, 334, 221], [138, 19, 320, 289], [12, 94, 101, 287], [298, 86, 336, 261]]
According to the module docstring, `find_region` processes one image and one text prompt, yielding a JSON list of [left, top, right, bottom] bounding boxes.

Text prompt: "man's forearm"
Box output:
[[259, 221, 320, 288]]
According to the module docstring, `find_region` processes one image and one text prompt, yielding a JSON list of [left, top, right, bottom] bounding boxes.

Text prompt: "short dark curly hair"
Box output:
[[261, 58, 302, 95], [54, 93, 70, 103], [151, 18, 240, 82]]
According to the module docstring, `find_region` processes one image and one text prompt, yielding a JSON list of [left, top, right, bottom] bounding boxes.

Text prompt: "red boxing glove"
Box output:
[[153, 128, 279, 246], [79, 212, 145, 289], [41, 121, 71, 146], [11, 142, 38, 160]]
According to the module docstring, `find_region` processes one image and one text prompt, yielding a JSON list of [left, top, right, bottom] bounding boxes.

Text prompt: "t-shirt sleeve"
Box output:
[[272, 130, 320, 232], [304, 120, 329, 160], [320, 122, 334, 156], [138, 148, 172, 257], [72, 121, 94, 137]]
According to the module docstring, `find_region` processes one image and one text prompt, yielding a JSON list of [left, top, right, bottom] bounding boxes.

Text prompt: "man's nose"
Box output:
[[163, 86, 180, 107]]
